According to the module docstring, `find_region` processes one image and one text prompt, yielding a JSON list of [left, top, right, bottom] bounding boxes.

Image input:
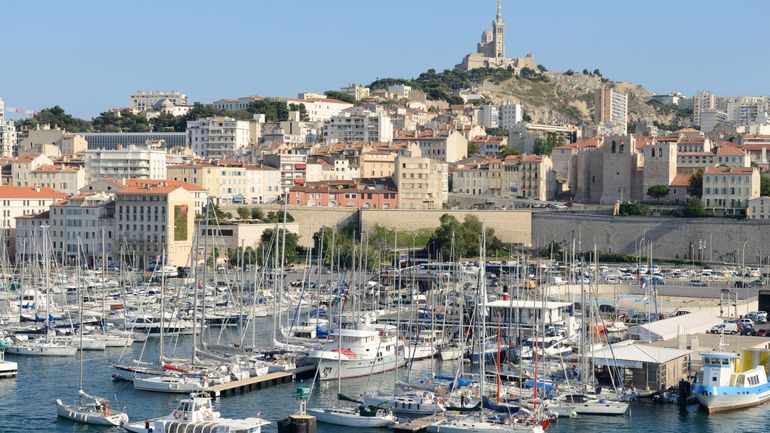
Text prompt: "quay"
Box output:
[[394, 413, 448, 433], [206, 366, 316, 398]]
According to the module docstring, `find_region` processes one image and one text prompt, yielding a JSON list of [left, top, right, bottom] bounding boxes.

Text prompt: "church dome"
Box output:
[[481, 29, 492, 43]]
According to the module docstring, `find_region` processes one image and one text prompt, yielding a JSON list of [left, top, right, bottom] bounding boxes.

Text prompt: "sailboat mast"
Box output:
[[77, 236, 84, 397], [159, 250, 165, 365], [479, 227, 486, 423]]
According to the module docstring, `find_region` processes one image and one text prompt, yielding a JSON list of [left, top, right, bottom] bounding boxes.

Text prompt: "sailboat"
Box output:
[[427, 229, 548, 433], [56, 247, 129, 426], [306, 232, 398, 428]]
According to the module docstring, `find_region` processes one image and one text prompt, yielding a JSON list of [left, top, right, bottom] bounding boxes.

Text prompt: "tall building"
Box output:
[[594, 86, 628, 135], [325, 109, 393, 143], [499, 103, 523, 129], [84, 144, 167, 183], [478, 105, 500, 129], [394, 156, 447, 210], [693, 91, 717, 127], [186, 117, 252, 158], [0, 97, 17, 157]]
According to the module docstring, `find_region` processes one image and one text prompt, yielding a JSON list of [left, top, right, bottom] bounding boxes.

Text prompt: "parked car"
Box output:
[[689, 279, 707, 287], [738, 318, 755, 328], [673, 310, 691, 317], [741, 327, 758, 336], [755, 329, 770, 337], [709, 323, 740, 335], [749, 311, 769, 323], [598, 304, 617, 314], [749, 279, 766, 287]]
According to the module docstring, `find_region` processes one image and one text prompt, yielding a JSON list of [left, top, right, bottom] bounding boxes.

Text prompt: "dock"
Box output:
[[206, 366, 315, 398], [394, 413, 447, 433]]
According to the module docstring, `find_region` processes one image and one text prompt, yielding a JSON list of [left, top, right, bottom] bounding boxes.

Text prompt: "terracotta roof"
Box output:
[[117, 186, 183, 195], [669, 174, 692, 187], [31, 164, 80, 173], [123, 179, 207, 192], [0, 186, 67, 199], [470, 135, 505, 144], [704, 166, 755, 175], [715, 145, 746, 156], [554, 137, 602, 151]]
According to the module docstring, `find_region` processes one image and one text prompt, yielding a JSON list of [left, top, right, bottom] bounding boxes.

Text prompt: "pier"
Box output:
[[393, 413, 447, 433], [206, 366, 316, 398]]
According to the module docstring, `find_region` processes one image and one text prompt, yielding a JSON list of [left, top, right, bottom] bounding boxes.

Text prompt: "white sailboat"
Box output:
[[427, 229, 547, 433], [56, 251, 129, 426]]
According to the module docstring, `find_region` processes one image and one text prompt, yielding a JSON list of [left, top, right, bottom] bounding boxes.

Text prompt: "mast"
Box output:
[[159, 249, 165, 365], [478, 226, 486, 423], [77, 236, 84, 401]]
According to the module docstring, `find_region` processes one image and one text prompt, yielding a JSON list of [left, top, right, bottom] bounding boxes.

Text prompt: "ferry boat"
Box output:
[[693, 350, 770, 413]]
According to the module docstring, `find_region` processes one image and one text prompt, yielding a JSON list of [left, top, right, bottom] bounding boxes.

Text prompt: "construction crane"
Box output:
[[4, 106, 36, 116]]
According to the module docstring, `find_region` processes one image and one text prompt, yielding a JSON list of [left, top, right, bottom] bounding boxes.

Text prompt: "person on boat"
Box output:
[[145, 419, 153, 433]]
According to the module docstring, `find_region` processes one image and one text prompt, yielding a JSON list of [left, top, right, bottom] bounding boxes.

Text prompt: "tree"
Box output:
[[185, 102, 226, 121], [199, 204, 231, 222], [92, 109, 150, 132], [427, 214, 507, 259], [533, 132, 564, 156], [445, 95, 465, 105], [323, 91, 357, 104], [236, 207, 251, 219], [593, 69, 602, 77], [682, 197, 707, 217], [257, 228, 303, 265], [565, 69, 575, 76], [761, 175, 770, 197], [18, 105, 91, 132], [468, 142, 481, 156], [485, 127, 508, 137], [499, 145, 522, 158], [619, 201, 651, 216], [250, 207, 265, 220], [288, 103, 310, 121], [536, 64, 547, 73], [688, 168, 704, 198], [647, 184, 671, 202], [522, 111, 532, 122], [263, 210, 294, 223], [151, 111, 186, 132]]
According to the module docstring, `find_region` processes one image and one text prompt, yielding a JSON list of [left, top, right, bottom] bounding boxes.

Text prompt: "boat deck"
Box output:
[[394, 413, 447, 433], [205, 366, 315, 398]]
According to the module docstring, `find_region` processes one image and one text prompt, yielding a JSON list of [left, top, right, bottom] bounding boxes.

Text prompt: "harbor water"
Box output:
[[0, 318, 763, 433]]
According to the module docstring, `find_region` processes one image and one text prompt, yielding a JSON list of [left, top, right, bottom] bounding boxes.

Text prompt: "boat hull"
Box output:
[[309, 353, 404, 380], [5, 344, 77, 356], [307, 408, 396, 427], [133, 376, 205, 393], [55, 400, 128, 426], [695, 386, 770, 413]]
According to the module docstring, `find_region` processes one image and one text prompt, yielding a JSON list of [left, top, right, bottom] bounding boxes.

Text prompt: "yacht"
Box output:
[[362, 390, 446, 414], [694, 350, 770, 413], [56, 390, 129, 426], [124, 392, 269, 433], [303, 325, 404, 380], [404, 330, 444, 361], [544, 393, 628, 416]]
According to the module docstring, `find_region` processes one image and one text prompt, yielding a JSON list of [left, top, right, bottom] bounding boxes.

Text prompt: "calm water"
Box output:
[[0, 318, 764, 433]]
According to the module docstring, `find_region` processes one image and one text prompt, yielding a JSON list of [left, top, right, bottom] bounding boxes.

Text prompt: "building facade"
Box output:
[[84, 144, 167, 183], [186, 117, 252, 159], [702, 166, 759, 216]]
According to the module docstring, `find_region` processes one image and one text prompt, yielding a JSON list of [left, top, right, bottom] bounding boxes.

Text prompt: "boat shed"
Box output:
[[627, 312, 723, 342], [587, 343, 691, 392]]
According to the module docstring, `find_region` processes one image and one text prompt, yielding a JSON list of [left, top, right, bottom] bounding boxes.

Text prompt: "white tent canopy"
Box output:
[[627, 311, 723, 342]]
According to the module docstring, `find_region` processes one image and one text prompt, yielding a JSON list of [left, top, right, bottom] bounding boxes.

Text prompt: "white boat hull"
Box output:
[[427, 419, 544, 433], [307, 408, 396, 427], [311, 353, 405, 380], [56, 400, 128, 426], [0, 360, 18, 377], [362, 395, 444, 414], [696, 387, 770, 413], [133, 376, 205, 393], [6, 344, 77, 356], [440, 347, 464, 361]]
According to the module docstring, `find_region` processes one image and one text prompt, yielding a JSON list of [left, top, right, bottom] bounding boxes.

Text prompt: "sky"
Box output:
[[2, 0, 769, 119]]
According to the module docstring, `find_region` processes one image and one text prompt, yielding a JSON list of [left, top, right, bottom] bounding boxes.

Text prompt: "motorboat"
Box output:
[[123, 392, 269, 433], [694, 350, 770, 413], [133, 374, 207, 393]]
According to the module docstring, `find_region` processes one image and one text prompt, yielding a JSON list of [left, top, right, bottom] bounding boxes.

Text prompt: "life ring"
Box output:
[[173, 411, 182, 420]]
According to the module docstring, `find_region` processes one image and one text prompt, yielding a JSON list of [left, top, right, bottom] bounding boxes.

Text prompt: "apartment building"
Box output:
[[80, 178, 208, 214], [84, 144, 167, 183], [48, 192, 115, 265], [305, 158, 360, 182], [167, 161, 278, 206], [393, 130, 468, 163], [325, 109, 393, 143], [470, 135, 507, 156], [360, 151, 397, 179], [186, 117, 252, 159], [289, 178, 397, 209], [0, 186, 67, 253], [115, 184, 195, 268], [263, 153, 308, 195], [339, 83, 370, 101], [747, 197, 770, 220], [29, 164, 86, 195], [83, 132, 186, 150], [693, 91, 717, 127], [499, 103, 523, 130], [394, 156, 447, 209], [130, 90, 188, 112], [702, 166, 759, 216], [519, 155, 556, 201], [594, 86, 628, 135], [11, 153, 54, 187], [0, 97, 16, 158]]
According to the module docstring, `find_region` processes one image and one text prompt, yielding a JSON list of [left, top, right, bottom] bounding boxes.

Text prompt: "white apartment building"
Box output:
[[11, 153, 54, 187], [263, 153, 308, 195], [306, 158, 360, 182], [48, 192, 115, 265], [0, 186, 67, 253], [499, 103, 523, 130], [84, 144, 167, 183], [693, 91, 717, 127], [130, 91, 188, 112], [168, 161, 281, 205], [726, 97, 767, 123], [0, 97, 17, 157], [478, 105, 500, 128], [186, 117, 251, 159], [29, 165, 86, 195], [747, 197, 770, 220], [394, 130, 468, 163], [700, 111, 727, 133], [702, 166, 759, 216], [325, 109, 393, 143], [288, 97, 353, 122], [340, 83, 370, 101]]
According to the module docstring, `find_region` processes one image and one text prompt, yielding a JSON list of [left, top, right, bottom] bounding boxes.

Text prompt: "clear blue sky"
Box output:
[[3, 0, 769, 119]]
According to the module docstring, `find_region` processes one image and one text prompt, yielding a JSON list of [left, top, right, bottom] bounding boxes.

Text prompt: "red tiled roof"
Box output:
[[669, 174, 692, 187], [704, 166, 755, 175], [0, 186, 67, 199]]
